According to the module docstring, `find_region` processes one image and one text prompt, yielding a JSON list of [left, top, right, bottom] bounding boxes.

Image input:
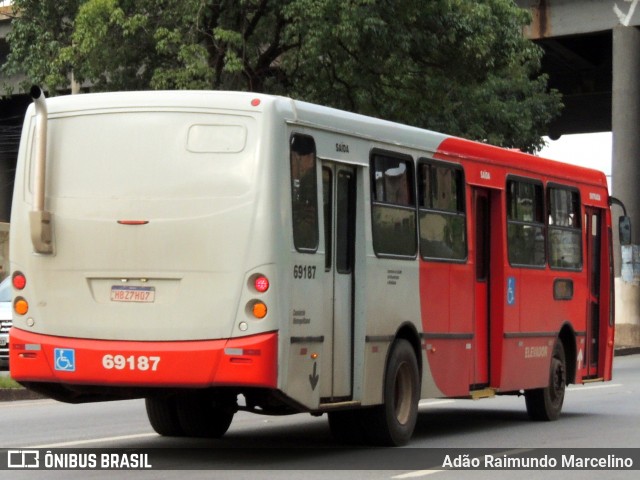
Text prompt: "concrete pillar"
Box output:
[[612, 25, 640, 347]]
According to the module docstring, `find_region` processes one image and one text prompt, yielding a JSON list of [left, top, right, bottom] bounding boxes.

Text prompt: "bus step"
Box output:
[[470, 388, 496, 400], [581, 377, 605, 384], [318, 400, 361, 411]]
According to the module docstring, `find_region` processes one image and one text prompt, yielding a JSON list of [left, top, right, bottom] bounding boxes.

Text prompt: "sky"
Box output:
[[538, 132, 612, 191]]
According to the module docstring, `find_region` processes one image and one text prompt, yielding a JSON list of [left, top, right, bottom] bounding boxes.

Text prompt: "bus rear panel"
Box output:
[[10, 92, 284, 399]]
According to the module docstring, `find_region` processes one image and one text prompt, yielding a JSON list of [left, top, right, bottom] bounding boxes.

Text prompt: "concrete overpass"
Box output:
[[516, 0, 638, 136], [516, 0, 640, 346]]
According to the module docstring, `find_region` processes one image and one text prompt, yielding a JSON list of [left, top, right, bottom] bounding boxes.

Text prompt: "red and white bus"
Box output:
[[9, 88, 628, 446]]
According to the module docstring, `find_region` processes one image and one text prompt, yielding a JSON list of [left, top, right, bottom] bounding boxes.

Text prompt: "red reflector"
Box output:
[[254, 276, 269, 293], [230, 357, 253, 364], [117, 220, 149, 225], [12, 272, 27, 290], [243, 349, 261, 356], [251, 98, 261, 107]]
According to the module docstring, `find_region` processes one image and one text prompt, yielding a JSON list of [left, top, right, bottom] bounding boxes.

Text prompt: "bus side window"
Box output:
[[507, 178, 546, 267], [370, 151, 417, 258], [548, 186, 582, 270], [290, 134, 319, 252], [418, 161, 467, 261]]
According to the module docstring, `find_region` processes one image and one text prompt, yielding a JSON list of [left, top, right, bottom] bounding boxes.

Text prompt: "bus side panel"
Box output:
[[278, 127, 325, 410], [496, 243, 571, 390], [420, 261, 474, 397], [361, 257, 425, 404]]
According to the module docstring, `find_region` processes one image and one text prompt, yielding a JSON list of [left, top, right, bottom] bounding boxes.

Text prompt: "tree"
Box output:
[[1, 0, 561, 151], [1, 0, 83, 92], [284, 0, 561, 151]]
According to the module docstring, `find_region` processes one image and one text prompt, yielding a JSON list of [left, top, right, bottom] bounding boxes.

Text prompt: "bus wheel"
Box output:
[[363, 338, 420, 446], [525, 341, 566, 421], [176, 392, 236, 438], [145, 397, 185, 437]]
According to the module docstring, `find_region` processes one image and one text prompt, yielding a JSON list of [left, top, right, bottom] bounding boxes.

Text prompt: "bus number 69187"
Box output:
[[293, 265, 316, 279], [102, 354, 161, 372]]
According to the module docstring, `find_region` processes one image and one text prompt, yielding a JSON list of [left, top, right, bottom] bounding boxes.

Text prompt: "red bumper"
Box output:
[[10, 328, 278, 389]]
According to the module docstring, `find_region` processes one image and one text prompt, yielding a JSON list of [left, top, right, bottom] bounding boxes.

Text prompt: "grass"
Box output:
[[0, 375, 22, 389]]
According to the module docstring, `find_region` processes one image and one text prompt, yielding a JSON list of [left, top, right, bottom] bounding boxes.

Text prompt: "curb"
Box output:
[[0, 388, 46, 402], [614, 346, 640, 357]]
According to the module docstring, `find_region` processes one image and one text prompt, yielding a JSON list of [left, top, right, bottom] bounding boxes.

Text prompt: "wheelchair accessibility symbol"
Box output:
[[54, 348, 76, 372], [507, 276, 516, 306]]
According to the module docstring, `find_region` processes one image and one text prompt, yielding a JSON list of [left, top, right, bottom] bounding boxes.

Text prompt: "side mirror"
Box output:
[[619, 216, 632, 246]]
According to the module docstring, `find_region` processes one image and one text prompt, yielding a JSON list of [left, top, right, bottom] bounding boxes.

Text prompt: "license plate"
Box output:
[[110, 285, 155, 303]]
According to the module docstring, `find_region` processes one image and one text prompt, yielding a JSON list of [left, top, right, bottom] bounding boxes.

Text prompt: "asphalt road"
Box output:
[[0, 354, 638, 479]]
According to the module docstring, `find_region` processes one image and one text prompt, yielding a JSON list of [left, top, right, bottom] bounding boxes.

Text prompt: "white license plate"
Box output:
[[110, 286, 155, 303]]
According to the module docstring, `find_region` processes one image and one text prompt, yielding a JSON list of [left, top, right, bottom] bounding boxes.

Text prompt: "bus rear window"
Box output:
[[186, 124, 247, 153], [38, 111, 256, 203]]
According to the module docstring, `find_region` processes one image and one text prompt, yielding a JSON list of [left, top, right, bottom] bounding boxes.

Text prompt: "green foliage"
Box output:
[[283, 0, 561, 151], [1, 0, 561, 151], [2, 0, 83, 92], [0, 376, 22, 389]]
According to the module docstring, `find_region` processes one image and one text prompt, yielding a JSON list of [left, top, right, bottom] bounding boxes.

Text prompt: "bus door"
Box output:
[[585, 208, 603, 377], [322, 162, 357, 399], [473, 188, 491, 386]]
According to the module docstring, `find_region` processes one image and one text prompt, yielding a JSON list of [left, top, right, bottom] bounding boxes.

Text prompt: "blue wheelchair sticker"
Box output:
[[507, 276, 516, 306], [54, 348, 76, 372]]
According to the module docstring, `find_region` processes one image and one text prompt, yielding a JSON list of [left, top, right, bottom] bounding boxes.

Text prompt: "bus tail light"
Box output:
[[12, 272, 27, 290], [14, 297, 29, 315], [252, 274, 270, 293], [252, 301, 267, 319]]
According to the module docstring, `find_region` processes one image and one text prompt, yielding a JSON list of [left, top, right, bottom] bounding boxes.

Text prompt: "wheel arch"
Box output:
[[393, 322, 423, 379], [558, 321, 577, 384]]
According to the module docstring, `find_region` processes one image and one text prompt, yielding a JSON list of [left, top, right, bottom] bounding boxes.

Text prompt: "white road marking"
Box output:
[[392, 470, 442, 478], [27, 432, 157, 449], [418, 399, 456, 407], [567, 383, 622, 391]]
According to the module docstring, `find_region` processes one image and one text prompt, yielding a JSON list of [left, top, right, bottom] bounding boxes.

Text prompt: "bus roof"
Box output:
[[31, 89, 608, 190]]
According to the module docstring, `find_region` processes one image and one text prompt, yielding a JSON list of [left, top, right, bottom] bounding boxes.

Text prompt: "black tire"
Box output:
[[145, 397, 185, 437], [176, 392, 236, 438], [362, 339, 420, 446], [525, 341, 566, 421]]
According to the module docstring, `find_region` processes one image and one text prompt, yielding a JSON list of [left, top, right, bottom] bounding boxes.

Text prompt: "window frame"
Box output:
[[369, 149, 417, 259], [506, 176, 546, 269], [547, 183, 583, 271], [417, 158, 468, 263], [290, 133, 319, 253]]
